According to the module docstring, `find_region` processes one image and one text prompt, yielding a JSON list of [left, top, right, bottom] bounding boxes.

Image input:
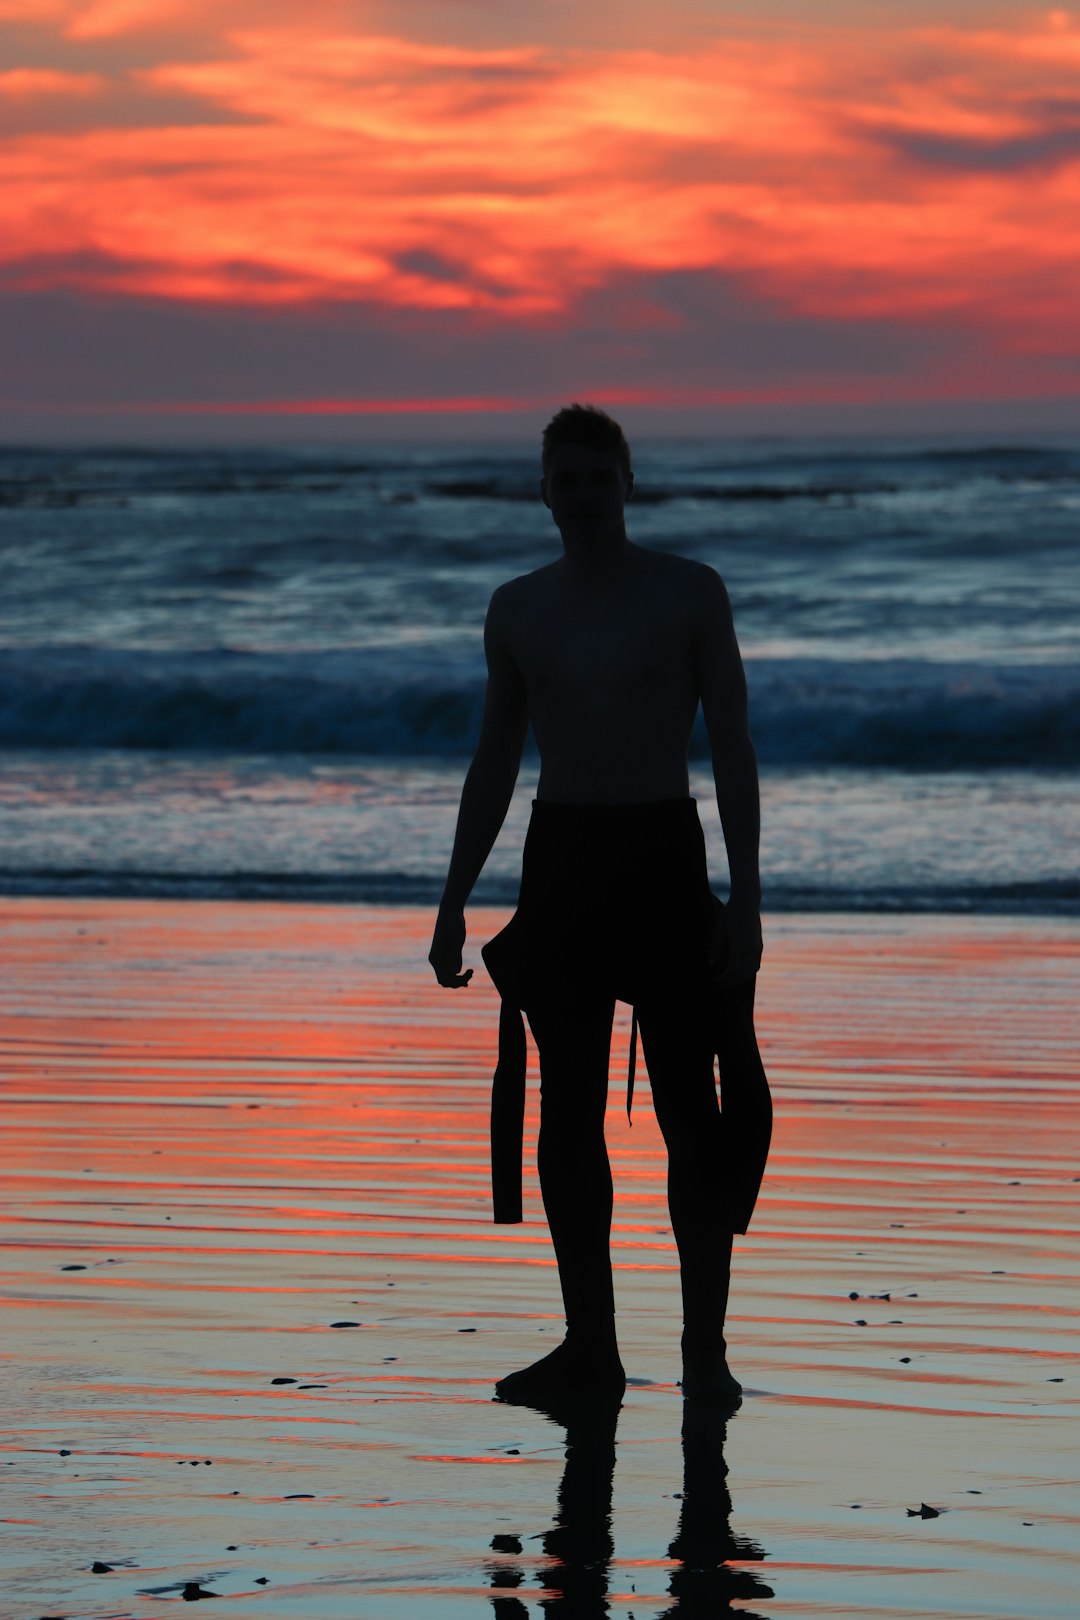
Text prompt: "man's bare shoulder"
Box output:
[[633, 547, 729, 606], [487, 562, 561, 622], [639, 548, 721, 579]]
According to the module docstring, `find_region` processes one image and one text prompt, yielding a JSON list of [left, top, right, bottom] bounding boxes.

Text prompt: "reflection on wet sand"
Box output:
[[488, 1395, 773, 1617], [664, 1402, 772, 1618], [3, 901, 1079, 1618]]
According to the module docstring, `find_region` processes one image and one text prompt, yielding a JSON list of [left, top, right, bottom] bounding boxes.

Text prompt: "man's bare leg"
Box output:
[[640, 1001, 741, 1406], [496, 999, 626, 1402], [681, 976, 772, 1400], [675, 1219, 739, 1405]]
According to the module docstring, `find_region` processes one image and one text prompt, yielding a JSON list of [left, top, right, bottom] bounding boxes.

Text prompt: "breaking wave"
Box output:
[[2, 647, 1075, 769]]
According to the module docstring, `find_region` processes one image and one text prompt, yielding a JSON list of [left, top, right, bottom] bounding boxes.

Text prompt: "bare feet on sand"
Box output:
[[495, 1336, 626, 1404], [679, 1338, 743, 1408]]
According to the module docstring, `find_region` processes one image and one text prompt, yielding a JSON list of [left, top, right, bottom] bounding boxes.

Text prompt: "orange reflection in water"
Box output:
[[1, 902, 1077, 1309], [3, 901, 1078, 1216]]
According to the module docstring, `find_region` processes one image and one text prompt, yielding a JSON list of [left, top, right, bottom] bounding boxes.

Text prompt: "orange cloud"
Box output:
[[0, 68, 103, 95], [2, 13, 1080, 362]]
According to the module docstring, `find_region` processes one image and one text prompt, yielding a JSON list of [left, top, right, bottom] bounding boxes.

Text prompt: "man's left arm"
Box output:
[[691, 567, 762, 984]]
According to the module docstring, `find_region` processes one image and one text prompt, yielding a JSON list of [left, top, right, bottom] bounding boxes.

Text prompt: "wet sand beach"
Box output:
[[3, 898, 1079, 1619]]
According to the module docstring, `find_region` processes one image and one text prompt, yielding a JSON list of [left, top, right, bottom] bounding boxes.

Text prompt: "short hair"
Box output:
[[541, 403, 633, 482]]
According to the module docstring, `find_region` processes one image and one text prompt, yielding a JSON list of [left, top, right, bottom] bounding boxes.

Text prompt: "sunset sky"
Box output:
[[3, 0, 1080, 440]]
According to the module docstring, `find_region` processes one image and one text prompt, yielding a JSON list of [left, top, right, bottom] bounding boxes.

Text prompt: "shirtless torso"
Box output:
[[491, 545, 707, 805]]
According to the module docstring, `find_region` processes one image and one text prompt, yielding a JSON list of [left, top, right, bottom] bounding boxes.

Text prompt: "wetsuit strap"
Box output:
[[627, 1005, 638, 1123], [490, 997, 527, 1224]]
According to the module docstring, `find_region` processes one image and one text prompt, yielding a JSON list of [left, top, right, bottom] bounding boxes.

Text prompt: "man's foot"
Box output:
[[679, 1342, 743, 1408], [495, 1337, 625, 1405]]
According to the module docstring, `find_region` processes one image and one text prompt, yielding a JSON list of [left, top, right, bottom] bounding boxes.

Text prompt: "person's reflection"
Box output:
[[661, 1399, 773, 1617], [487, 1393, 772, 1618], [486, 1389, 620, 1615]]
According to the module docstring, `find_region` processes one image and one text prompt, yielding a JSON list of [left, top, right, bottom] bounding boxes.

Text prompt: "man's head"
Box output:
[[540, 403, 634, 546], [541, 403, 633, 485]]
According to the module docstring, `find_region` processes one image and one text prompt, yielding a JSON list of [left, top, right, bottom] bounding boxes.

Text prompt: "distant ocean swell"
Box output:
[[2, 648, 1076, 768], [3, 440, 1079, 507]]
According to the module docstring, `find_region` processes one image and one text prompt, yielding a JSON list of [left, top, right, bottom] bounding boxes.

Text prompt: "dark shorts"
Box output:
[[486, 797, 721, 1012]]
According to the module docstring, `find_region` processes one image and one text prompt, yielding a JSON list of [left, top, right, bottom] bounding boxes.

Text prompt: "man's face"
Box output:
[[541, 442, 632, 542]]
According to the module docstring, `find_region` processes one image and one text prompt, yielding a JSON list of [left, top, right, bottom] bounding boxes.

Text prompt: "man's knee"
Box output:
[[657, 1102, 721, 1161], [649, 1060, 721, 1145], [538, 1073, 607, 1138]]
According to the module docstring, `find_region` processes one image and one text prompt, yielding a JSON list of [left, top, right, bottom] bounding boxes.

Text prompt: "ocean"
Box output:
[[1, 437, 1077, 913]]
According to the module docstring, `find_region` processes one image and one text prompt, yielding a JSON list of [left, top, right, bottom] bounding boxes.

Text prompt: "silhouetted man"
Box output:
[[429, 404, 771, 1405]]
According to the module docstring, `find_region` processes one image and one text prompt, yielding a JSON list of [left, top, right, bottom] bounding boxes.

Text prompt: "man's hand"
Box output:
[[710, 893, 762, 987], [429, 906, 473, 988]]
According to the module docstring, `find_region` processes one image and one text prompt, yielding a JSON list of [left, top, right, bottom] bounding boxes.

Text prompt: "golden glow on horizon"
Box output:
[[108, 371, 1080, 416]]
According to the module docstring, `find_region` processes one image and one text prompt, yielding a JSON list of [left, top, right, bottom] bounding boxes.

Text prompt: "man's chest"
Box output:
[[512, 597, 695, 705]]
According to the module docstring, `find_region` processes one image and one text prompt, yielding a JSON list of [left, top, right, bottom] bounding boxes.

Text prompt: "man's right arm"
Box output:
[[429, 588, 529, 987]]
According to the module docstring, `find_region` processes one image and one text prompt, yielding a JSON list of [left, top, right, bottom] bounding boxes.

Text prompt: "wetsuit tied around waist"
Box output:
[[481, 797, 772, 1233]]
